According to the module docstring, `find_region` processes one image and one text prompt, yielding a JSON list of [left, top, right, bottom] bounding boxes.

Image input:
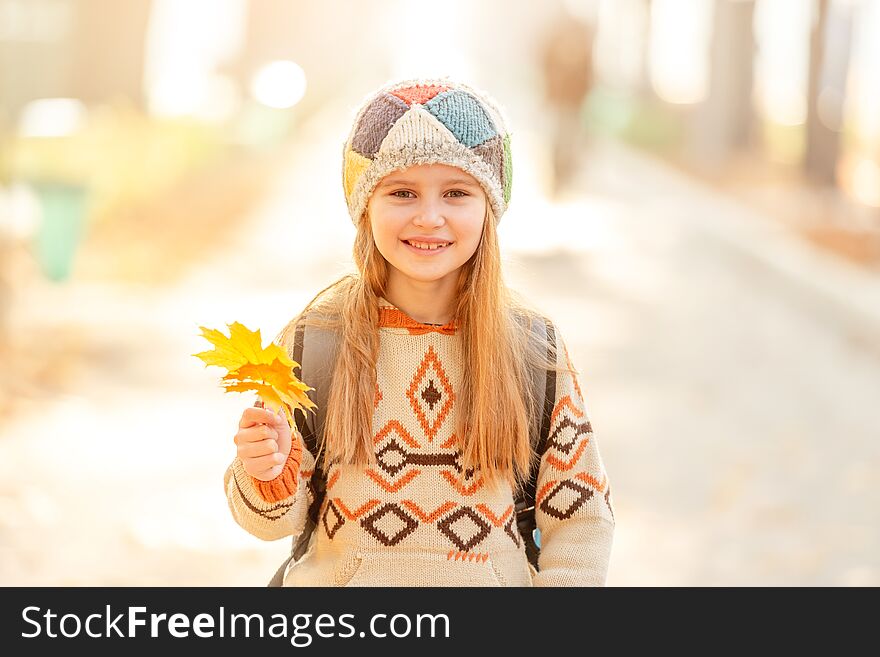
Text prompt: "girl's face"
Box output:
[[367, 164, 487, 288]]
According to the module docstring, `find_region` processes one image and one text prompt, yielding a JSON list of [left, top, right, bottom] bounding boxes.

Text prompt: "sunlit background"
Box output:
[[1, 0, 878, 586]]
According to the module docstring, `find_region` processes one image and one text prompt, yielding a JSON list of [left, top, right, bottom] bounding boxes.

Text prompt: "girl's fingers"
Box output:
[[239, 407, 282, 429], [253, 464, 284, 481], [234, 424, 278, 446], [246, 452, 286, 473], [238, 439, 278, 458]]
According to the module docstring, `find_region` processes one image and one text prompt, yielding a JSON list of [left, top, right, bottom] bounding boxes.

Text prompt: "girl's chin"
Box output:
[[391, 264, 457, 283]]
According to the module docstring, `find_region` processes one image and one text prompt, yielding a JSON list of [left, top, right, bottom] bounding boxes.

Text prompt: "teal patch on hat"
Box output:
[[424, 89, 497, 148]]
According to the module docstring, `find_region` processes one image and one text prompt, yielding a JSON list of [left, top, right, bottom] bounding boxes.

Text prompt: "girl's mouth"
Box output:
[[401, 239, 453, 255]]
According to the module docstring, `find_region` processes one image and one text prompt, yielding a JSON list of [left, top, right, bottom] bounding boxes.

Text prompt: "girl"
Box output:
[[224, 78, 615, 586]]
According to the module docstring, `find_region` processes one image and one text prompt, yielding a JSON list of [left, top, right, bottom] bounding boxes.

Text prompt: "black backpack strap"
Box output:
[[252, 389, 301, 588], [267, 548, 295, 588], [269, 319, 339, 586], [528, 316, 558, 497], [515, 315, 557, 571]]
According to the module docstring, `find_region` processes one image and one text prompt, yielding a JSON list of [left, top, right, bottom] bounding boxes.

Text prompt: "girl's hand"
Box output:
[[234, 404, 293, 481]]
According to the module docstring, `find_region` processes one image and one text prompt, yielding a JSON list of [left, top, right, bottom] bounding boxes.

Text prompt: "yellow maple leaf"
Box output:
[[223, 361, 316, 415], [193, 322, 316, 426], [194, 322, 294, 369]]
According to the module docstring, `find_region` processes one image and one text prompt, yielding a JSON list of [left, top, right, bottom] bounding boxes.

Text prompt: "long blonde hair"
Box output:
[[278, 204, 574, 490]]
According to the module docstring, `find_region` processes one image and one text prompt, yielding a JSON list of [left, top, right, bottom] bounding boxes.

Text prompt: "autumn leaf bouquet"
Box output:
[[193, 322, 317, 427]]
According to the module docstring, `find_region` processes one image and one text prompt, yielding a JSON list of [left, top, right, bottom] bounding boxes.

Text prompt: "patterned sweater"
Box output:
[[224, 297, 615, 586]]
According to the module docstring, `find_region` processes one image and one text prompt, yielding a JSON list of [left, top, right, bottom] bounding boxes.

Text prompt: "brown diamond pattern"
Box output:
[[503, 514, 521, 548], [376, 439, 409, 477], [539, 480, 594, 520], [361, 503, 418, 546], [437, 507, 492, 551], [322, 500, 345, 539], [547, 416, 592, 455], [604, 486, 615, 521]]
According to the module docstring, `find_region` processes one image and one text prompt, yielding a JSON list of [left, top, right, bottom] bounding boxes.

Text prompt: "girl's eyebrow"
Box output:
[[378, 178, 479, 188]]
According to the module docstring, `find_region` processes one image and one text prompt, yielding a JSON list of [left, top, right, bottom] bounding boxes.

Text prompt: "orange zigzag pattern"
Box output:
[[373, 419, 421, 448], [441, 470, 485, 496], [333, 498, 380, 520], [400, 500, 457, 523], [535, 480, 558, 506], [575, 472, 607, 492], [475, 503, 514, 527], [365, 468, 421, 492], [326, 470, 340, 491], [545, 438, 589, 471], [550, 394, 585, 427], [536, 472, 607, 506]]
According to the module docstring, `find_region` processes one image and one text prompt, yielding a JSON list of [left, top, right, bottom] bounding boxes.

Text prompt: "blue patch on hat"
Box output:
[[424, 89, 497, 148]]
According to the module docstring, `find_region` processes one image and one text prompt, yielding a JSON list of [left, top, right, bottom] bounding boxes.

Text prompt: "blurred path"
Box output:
[[1, 110, 879, 586], [0, 104, 356, 586], [512, 137, 880, 586]]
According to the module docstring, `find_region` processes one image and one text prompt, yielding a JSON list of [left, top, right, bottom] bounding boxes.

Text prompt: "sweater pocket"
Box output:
[[339, 549, 507, 587]]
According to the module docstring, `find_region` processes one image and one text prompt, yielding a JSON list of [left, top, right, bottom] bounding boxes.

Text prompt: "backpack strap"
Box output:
[[514, 315, 557, 571], [268, 319, 340, 587]]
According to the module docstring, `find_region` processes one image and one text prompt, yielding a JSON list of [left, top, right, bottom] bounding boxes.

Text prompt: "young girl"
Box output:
[[224, 77, 615, 586]]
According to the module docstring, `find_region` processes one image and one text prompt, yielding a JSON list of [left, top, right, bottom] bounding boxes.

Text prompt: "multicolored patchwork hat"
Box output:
[[342, 77, 513, 226]]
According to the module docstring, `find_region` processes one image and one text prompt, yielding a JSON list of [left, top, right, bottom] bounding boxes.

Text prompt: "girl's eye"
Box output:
[[389, 190, 468, 198]]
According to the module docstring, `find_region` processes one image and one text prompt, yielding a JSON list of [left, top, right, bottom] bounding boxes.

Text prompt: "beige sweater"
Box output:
[[224, 298, 615, 586]]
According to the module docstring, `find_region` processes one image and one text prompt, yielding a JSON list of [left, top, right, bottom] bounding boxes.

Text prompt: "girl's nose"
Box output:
[[413, 199, 446, 227]]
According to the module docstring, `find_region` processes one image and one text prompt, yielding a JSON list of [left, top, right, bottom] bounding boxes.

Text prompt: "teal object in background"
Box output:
[[534, 528, 541, 548], [32, 182, 89, 282]]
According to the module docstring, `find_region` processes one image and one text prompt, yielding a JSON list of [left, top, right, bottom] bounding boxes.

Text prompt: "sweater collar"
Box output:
[[378, 297, 459, 335]]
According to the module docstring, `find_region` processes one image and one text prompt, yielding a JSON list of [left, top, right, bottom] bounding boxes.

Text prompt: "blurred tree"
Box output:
[[805, 0, 853, 186], [689, 0, 756, 170], [0, 0, 151, 122], [0, 0, 72, 123]]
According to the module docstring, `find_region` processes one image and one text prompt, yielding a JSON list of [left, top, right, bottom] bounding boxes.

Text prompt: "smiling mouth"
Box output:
[[401, 239, 453, 252]]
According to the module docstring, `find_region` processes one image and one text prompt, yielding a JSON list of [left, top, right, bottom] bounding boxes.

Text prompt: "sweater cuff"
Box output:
[[250, 435, 303, 503]]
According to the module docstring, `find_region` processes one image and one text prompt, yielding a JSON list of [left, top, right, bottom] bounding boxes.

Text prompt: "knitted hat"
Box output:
[[342, 77, 513, 226]]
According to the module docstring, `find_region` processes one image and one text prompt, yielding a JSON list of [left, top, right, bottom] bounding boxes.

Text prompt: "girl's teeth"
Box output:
[[409, 241, 448, 250]]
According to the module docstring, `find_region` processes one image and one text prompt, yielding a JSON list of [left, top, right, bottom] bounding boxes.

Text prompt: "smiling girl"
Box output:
[[224, 78, 615, 586]]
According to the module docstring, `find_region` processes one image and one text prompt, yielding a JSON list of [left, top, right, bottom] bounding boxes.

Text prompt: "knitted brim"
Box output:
[[342, 77, 513, 226]]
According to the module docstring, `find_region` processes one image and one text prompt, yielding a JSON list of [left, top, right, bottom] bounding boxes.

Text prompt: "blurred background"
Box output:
[[1, 0, 878, 586]]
